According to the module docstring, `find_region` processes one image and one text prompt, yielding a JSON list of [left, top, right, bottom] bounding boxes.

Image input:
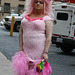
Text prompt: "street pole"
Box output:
[[10, 16, 14, 36]]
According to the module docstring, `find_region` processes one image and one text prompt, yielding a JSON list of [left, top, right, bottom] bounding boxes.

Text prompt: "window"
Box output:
[[18, 4, 24, 13], [57, 13, 68, 21], [4, 3, 10, 13]]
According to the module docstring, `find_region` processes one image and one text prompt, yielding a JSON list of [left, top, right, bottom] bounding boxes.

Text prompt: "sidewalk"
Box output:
[[0, 52, 13, 75]]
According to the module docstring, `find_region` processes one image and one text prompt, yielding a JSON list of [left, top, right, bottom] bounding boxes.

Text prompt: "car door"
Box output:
[[53, 10, 72, 36]]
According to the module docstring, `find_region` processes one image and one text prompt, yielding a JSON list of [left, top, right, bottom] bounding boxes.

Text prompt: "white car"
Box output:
[[4, 14, 22, 32]]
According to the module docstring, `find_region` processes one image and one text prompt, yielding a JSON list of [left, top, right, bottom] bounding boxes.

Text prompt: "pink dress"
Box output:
[[11, 15, 53, 75]]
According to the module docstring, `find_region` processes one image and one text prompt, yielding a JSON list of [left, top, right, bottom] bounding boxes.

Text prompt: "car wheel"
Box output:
[[4, 25, 10, 30], [14, 22, 20, 32], [60, 45, 73, 53]]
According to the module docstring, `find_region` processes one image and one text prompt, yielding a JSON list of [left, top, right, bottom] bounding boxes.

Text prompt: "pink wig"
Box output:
[[23, 0, 54, 19]]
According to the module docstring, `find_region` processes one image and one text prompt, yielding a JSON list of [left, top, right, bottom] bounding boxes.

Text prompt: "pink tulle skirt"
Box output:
[[11, 51, 52, 75]]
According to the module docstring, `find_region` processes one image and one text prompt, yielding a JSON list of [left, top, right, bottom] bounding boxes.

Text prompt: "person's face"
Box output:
[[33, 0, 44, 10]]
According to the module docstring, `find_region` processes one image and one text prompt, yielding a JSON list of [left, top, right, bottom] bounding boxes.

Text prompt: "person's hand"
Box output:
[[42, 53, 48, 62]]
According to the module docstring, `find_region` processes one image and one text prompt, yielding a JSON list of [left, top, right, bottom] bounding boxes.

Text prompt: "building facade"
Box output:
[[0, 0, 25, 20], [54, 0, 75, 3]]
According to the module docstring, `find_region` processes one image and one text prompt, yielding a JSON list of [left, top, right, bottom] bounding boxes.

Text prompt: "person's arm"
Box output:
[[42, 20, 53, 62], [44, 20, 53, 53], [19, 24, 23, 51]]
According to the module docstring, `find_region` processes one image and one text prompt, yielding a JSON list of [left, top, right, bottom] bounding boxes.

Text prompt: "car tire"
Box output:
[[14, 22, 20, 32], [60, 45, 73, 53], [4, 25, 10, 30]]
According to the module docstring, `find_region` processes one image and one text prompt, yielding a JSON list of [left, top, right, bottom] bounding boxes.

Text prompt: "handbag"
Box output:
[[36, 59, 52, 74]]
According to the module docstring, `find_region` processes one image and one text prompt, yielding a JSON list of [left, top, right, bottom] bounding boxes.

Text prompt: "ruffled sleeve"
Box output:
[[43, 16, 53, 22]]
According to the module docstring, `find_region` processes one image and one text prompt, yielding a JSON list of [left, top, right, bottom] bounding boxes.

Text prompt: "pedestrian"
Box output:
[[19, 10, 23, 16], [11, 0, 54, 75]]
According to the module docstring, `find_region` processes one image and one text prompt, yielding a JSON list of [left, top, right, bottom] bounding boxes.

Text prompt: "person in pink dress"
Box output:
[[11, 0, 54, 75]]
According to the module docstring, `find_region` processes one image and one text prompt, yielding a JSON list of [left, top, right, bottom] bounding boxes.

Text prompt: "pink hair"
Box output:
[[22, 0, 54, 19]]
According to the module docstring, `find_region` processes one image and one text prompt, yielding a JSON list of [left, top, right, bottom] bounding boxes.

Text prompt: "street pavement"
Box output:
[[0, 25, 75, 75], [0, 52, 13, 75]]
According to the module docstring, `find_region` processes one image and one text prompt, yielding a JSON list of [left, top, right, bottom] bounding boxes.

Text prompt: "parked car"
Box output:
[[52, 3, 75, 53], [4, 14, 22, 32], [0, 19, 5, 26]]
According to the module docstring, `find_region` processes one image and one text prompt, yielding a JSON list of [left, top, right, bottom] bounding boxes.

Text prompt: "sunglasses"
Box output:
[[35, 1, 44, 4]]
